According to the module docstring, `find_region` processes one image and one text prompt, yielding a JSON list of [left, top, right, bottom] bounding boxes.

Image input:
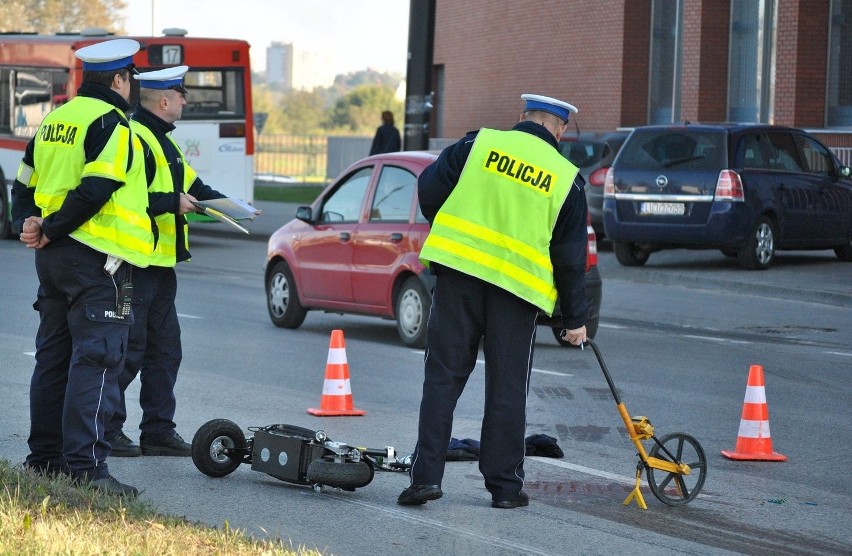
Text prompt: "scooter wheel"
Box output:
[[306, 459, 374, 490], [647, 432, 707, 506], [191, 419, 247, 478]]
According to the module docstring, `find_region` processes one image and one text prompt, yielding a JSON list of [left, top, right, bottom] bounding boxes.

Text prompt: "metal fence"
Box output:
[[255, 134, 328, 181], [832, 147, 852, 167]]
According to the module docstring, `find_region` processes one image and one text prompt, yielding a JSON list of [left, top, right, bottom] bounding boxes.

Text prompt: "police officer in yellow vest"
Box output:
[[104, 65, 228, 458], [398, 94, 589, 509], [11, 39, 154, 497]]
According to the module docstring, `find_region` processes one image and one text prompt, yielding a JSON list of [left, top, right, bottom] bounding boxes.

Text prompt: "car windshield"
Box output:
[[618, 129, 726, 170]]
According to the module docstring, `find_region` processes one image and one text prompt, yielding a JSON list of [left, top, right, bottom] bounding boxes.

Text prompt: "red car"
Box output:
[[265, 151, 601, 348]]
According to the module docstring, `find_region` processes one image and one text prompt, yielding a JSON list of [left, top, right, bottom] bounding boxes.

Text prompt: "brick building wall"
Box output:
[[773, 0, 829, 127], [429, 0, 844, 143], [681, 0, 729, 123], [432, 0, 630, 138]]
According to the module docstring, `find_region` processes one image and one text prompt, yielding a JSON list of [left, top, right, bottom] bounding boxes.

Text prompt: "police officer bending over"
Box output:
[[105, 66, 228, 457], [398, 94, 589, 509], [12, 39, 154, 497]]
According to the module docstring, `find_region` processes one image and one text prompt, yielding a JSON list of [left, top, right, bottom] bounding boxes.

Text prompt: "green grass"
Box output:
[[254, 184, 325, 204], [0, 459, 321, 555]]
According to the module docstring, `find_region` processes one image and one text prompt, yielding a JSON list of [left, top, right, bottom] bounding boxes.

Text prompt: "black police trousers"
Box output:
[[26, 238, 132, 480], [107, 265, 182, 442], [409, 267, 539, 501]]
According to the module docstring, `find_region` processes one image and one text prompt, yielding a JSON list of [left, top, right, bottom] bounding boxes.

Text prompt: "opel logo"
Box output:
[[655, 175, 668, 188]]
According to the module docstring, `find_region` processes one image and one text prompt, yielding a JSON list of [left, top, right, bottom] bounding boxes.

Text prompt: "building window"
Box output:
[[728, 0, 777, 123], [648, 0, 683, 124], [827, 0, 852, 126]]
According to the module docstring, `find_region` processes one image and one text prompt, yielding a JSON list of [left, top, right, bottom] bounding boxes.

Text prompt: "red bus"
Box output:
[[0, 28, 254, 238]]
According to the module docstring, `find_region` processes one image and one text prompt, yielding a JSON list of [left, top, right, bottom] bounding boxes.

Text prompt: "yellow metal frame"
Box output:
[[616, 403, 692, 509]]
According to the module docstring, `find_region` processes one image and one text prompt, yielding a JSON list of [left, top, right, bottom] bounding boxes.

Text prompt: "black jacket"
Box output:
[[369, 123, 401, 155], [417, 120, 589, 329]]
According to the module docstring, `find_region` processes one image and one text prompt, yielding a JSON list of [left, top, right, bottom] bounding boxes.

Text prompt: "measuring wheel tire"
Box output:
[[646, 432, 707, 506], [191, 419, 247, 478], [306, 459, 374, 490]]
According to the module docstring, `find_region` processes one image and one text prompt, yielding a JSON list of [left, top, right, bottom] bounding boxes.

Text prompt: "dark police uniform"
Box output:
[[12, 81, 152, 482], [106, 103, 225, 450], [409, 119, 589, 503]]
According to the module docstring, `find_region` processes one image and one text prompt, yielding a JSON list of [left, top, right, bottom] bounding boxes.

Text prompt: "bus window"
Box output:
[[7, 69, 68, 138], [182, 69, 245, 119]]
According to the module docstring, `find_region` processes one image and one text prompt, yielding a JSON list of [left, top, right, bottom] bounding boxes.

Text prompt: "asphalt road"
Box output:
[[1, 203, 850, 554]]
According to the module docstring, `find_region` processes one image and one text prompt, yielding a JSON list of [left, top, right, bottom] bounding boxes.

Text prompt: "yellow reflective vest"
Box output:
[[131, 121, 197, 267], [29, 96, 153, 267], [419, 128, 579, 314]]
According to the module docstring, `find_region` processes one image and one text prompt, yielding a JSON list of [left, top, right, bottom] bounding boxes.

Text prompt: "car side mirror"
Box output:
[[295, 206, 314, 224], [841, 166, 851, 178]]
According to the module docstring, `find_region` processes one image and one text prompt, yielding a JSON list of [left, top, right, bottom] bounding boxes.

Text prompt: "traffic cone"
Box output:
[[721, 364, 786, 461], [307, 330, 366, 416]]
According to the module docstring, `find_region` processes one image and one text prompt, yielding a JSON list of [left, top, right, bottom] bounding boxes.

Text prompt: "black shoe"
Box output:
[[89, 476, 139, 497], [140, 431, 191, 457], [398, 484, 443, 505], [492, 490, 529, 509], [71, 470, 139, 498], [108, 431, 142, 457]]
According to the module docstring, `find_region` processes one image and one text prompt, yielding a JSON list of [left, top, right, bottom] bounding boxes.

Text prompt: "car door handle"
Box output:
[[339, 232, 351, 241], [389, 233, 403, 242]]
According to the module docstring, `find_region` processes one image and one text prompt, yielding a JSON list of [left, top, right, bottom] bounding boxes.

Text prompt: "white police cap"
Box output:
[[134, 65, 189, 93], [75, 39, 140, 71], [521, 93, 578, 122]]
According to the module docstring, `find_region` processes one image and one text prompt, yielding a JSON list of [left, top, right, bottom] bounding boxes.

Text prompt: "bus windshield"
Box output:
[[128, 68, 245, 120]]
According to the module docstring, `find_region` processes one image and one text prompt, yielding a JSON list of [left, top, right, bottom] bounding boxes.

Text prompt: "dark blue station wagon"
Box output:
[[602, 124, 852, 269]]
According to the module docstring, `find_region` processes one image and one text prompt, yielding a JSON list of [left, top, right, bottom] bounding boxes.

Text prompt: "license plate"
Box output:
[[640, 202, 685, 215]]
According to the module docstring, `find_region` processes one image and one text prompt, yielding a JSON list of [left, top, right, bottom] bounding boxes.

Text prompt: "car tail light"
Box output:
[[588, 167, 609, 187], [714, 169, 744, 201], [603, 167, 615, 197], [585, 213, 597, 272]]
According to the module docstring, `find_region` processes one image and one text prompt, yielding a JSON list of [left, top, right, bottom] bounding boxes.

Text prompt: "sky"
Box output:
[[123, 0, 410, 75]]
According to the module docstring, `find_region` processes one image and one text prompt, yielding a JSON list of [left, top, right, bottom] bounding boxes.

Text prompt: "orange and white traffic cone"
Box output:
[[721, 364, 786, 461], [307, 329, 366, 416]]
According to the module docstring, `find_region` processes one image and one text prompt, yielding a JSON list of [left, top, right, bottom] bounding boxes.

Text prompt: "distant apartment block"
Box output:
[[266, 42, 334, 90]]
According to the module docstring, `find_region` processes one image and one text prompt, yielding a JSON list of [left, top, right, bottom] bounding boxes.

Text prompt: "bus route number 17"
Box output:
[[162, 45, 182, 64]]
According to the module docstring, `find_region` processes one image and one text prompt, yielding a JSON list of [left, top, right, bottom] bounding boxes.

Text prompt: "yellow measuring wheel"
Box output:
[[585, 340, 707, 508]]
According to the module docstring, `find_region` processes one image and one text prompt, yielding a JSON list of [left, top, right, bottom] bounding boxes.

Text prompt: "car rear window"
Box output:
[[618, 129, 725, 171], [558, 139, 607, 168]]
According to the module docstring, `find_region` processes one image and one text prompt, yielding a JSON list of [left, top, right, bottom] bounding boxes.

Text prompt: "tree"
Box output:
[[327, 84, 403, 134], [0, 0, 127, 34]]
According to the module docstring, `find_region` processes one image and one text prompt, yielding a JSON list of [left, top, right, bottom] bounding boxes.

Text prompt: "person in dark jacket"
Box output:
[[12, 39, 153, 497], [398, 94, 589, 509], [105, 66, 232, 458], [369, 110, 402, 155]]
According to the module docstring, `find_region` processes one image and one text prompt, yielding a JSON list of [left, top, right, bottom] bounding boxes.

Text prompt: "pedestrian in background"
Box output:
[[11, 39, 154, 497], [398, 94, 589, 509], [105, 65, 229, 458], [369, 110, 401, 155]]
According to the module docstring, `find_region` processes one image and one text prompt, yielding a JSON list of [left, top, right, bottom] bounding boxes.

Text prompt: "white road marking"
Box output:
[[529, 456, 715, 501], [681, 334, 750, 344], [177, 313, 202, 319]]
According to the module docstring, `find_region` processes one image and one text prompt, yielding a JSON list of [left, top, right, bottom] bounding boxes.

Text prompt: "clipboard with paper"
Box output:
[[193, 198, 260, 234]]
